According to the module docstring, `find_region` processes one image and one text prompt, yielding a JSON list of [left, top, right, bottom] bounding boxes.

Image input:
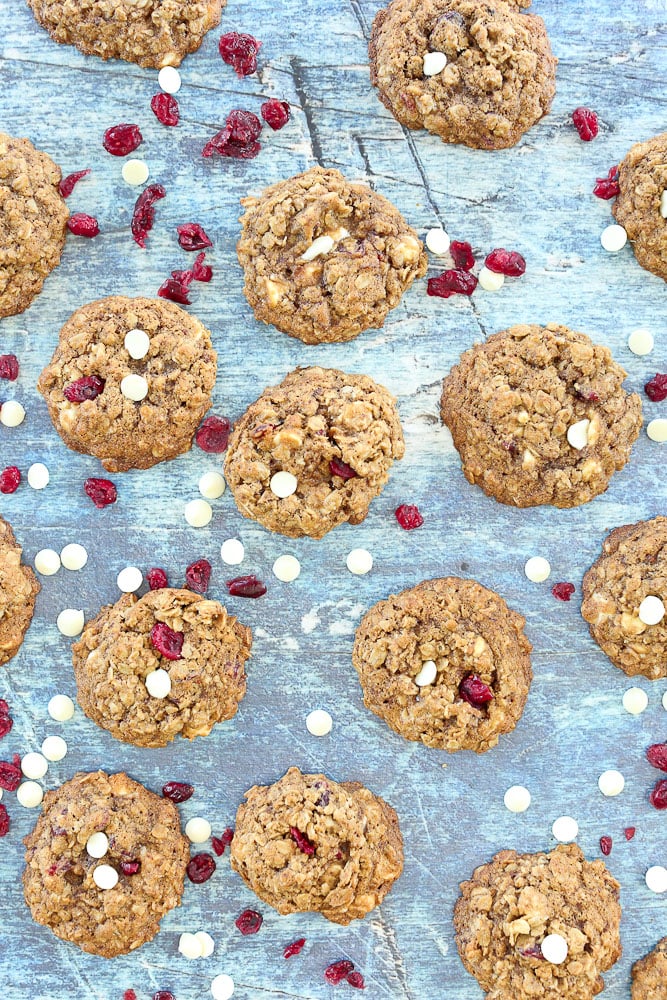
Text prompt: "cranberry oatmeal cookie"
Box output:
[[72, 588, 251, 748], [37, 296, 216, 473], [454, 844, 622, 1000], [369, 0, 557, 150], [23, 771, 189, 957], [581, 516, 667, 680], [631, 937, 667, 1000], [352, 577, 532, 752], [237, 166, 427, 344], [224, 366, 404, 539], [26, 0, 224, 69], [0, 515, 40, 666], [230, 767, 403, 924], [440, 323, 642, 508], [0, 131, 68, 318], [612, 131, 667, 282]]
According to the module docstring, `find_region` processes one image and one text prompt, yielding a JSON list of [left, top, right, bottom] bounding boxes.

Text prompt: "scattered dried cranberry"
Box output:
[[459, 675, 494, 708], [624, 826, 636, 841], [219, 31, 262, 76], [120, 860, 141, 875], [132, 184, 166, 249], [177, 223, 213, 251], [203, 109, 262, 159], [284, 938, 306, 959], [449, 240, 475, 271], [395, 504, 424, 530], [230, 110, 263, 142], [103, 123, 142, 156], [645, 373, 667, 403], [324, 960, 355, 985], [647, 744, 667, 771], [347, 971, 366, 990], [147, 567, 169, 590], [290, 826, 316, 855], [427, 269, 477, 298], [552, 582, 575, 602], [0, 466, 20, 494], [0, 700, 13, 739], [158, 276, 192, 305], [485, 248, 526, 277], [212, 827, 234, 855], [196, 415, 231, 453], [84, 477, 117, 508], [261, 99, 290, 130], [235, 909, 263, 935], [192, 252, 212, 282], [150, 622, 184, 660], [153, 993, 175, 1000], [151, 93, 179, 127], [67, 213, 100, 237], [185, 558, 211, 594], [0, 354, 19, 380], [0, 803, 9, 837], [58, 169, 91, 198], [123, 991, 137, 1000], [593, 170, 620, 199], [227, 575, 267, 598], [649, 779, 667, 809], [63, 375, 105, 403], [330, 457, 357, 480], [162, 781, 194, 803], [572, 107, 599, 141], [600, 835, 612, 856], [186, 852, 216, 883], [0, 754, 22, 792]]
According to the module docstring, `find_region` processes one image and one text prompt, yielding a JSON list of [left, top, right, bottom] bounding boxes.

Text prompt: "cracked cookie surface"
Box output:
[[0, 515, 40, 667], [613, 131, 667, 282], [631, 937, 667, 1000]]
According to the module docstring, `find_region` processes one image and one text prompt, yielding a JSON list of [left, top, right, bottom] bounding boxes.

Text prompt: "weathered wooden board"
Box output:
[[0, 1, 666, 997]]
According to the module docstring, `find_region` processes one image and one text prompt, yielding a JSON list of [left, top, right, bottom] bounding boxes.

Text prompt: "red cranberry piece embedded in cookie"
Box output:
[[192, 252, 213, 283], [84, 478, 117, 508], [459, 675, 494, 708], [131, 184, 166, 249], [645, 374, 667, 403], [186, 852, 216, 883], [0, 354, 19, 380], [647, 744, 667, 772], [185, 558, 212, 594], [572, 107, 599, 141], [162, 781, 194, 803], [599, 835, 612, 856], [67, 213, 100, 237], [0, 803, 9, 837], [195, 415, 231, 453], [120, 860, 141, 875], [330, 457, 357, 480], [624, 826, 636, 841], [284, 938, 306, 959], [158, 277, 192, 305], [484, 249, 526, 277], [63, 375, 105, 403], [649, 779, 667, 809], [427, 269, 477, 298], [519, 945, 544, 960], [227, 575, 267, 598], [261, 99, 290, 130], [449, 240, 475, 271], [58, 168, 91, 198], [177, 223, 213, 251], [0, 466, 21, 494], [395, 504, 424, 530], [151, 93, 179, 127], [0, 754, 22, 792], [324, 960, 355, 985], [290, 826, 316, 855], [212, 827, 234, 855], [219, 31, 262, 77], [347, 971, 366, 990], [103, 123, 143, 156], [150, 622, 184, 661], [552, 582, 575, 602], [235, 909, 263, 935], [147, 568, 169, 590]]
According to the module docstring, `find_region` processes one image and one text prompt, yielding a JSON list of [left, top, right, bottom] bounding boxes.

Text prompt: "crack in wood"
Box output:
[[289, 55, 325, 166]]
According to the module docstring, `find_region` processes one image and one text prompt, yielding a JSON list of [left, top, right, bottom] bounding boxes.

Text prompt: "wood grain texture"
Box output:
[[0, 1, 666, 997]]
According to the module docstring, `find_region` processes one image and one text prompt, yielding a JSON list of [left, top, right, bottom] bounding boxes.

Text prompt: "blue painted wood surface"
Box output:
[[0, 1, 666, 997]]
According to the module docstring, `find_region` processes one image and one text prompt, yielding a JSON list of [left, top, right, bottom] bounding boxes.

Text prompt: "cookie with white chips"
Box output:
[[0, 515, 40, 666]]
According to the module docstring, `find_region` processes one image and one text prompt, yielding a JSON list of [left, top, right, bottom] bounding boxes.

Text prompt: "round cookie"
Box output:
[[0, 515, 40, 666], [0, 132, 68, 318], [440, 323, 642, 508], [23, 770, 189, 957], [612, 132, 667, 282], [631, 938, 667, 1000], [369, 0, 557, 150], [230, 766, 403, 925], [37, 296, 217, 473], [352, 577, 532, 753], [224, 366, 405, 539], [26, 0, 224, 69], [581, 516, 667, 680], [454, 844, 622, 1000], [72, 588, 252, 748], [237, 166, 427, 344]]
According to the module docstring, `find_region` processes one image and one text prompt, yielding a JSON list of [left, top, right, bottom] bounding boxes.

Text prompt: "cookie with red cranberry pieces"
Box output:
[[581, 516, 667, 680], [37, 296, 216, 472], [237, 166, 427, 344], [23, 770, 189, 957], [230, 766, 403, 924], [26, 0, 224, 68], [0, 131, 68, 318], [631, 937, 667, 1000], [224, 366, 405, 539], [369, 0, 557, 150], [440, 323, 642, 508], [72, 588, 251, 748], [612, 131, 667, 282], [352, 577, 532, 753], [0, 515, 40, 667]]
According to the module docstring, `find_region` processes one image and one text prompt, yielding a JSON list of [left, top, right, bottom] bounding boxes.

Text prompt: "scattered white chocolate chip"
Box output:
[[661, 190, 667, 220], [663, 690, 667, 711], [272, 554, 301, 582], [346, 548, 373, 576], [415, 660, 437, 687], [425, 228, 450, 255], [638, 595, 665, 626], [0, 789, 3, 801], [158, 65, 181, 94], [524, 556, 551, 583], [598, 769, 625, 797], [627, 328, 654, 356], [221, 538, 244, 565], [27, 463, 49, 490], [93, 864, 119, 890], [567, 419, 590, 451], [300, 235, 335, 261], [196, 931, 215, 958], [199, 471, 226, 500], [35, 549, 61, 576], [48, 694, 75, 722], [541, 933, 569, 965], [646, 865, 667, 893], [478, 266, 505, 292], [41, 735, 67, 762], [57, 609, 85, 637], [17, 781, 43, 808], [185, 817, 212, 844], [120, 373, 149, 402], [504, 785, 531, 813], [124, 328, 150, 360], [179, 932, 204, 960], [0, 400, 25, 427], [117, 566, 143, 592], [423, 50, 448, 76], [185, 498, 213, 527], [210, 974, 235, 1000], [601, 224, 627, 252], [86, 832, 109, 859], [145, 668, 171, 699], [21, 752, 48, 780], [306, 709, 332, 737], [647, 418, 667, 443], [270, 471, 298, 498], [60, 543, 88, 571], [623, 686, 648, 715], [121, 159, 149, 186], [552, 816, 578, 843]]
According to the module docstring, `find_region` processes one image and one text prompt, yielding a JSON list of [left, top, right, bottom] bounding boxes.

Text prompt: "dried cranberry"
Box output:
[[347, 971, 366, 990], [203, 109, 262, 159], [158, 277, 191, 305], [211, 828, 234, 855], [103, 124, 143, 156], [228, 110, 262, 143], [324, 960, 355, 985], [395, 504, 424, 530], [284, 938, 306, 959], [84, 477, 117, 508], [132, 184, 166, 249], [427, 269, 477, 298], [0, 803, 9, 837], [485, 249, 526, 277], [649, 779, 667, 809], [600, 835, 612, 856], [196, 416, 231, 453], [645, 374, 667, 403], [647, 744, 667, 771], [290, 826, 316, 855], [0, 715, 13, 740], [227, 575, 267, 598], [151, 93, 179, 127], [0, 701, 9, 715], [624, 826, 636, 841], [177, 223, 213, 251], [261, 99, 290, 130], [120, 860, 141, 875], [186, 852, 216, 883], [449, 240, 475, 271], [552, 582, 575, 602], [0, 354, 19, 380], [153, 993, 175, 1000], [0, 754, 22, 792], [147, 568, 169, 590], [593, 175, 620, 199], [150, 622, 184, 660], [519, 945, 544, 960], [0, 466, 20, 494], [67, 213, 99, 237], [123, 991, 137, 1000], [235, 909, 263, 935], [58, 169, 91, 198], [330, 457, 358, 480], [63, 375, 105, 403], [219, 32, 262, 77], [185, 559, 211, 594], [572, 107, 599, 141], [162, 781, 194, 803], [459, 675, 494, 708], [192, 252, 212, 282]]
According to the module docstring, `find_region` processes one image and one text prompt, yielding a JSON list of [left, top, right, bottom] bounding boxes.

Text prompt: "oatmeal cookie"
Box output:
[[237, 166, 427, 344], [613, 132, 667, 282], [37, 296, 216, 473], [230, 767, 403, 924], [369, 0, 557, 150], [224, 366, 404, 539], [352, 577, 532, 753], [454, 844, 622, 1000], [0, 515, 40, 666], [23, 771, 189, 957], [26, 0, 224, 69], [0, 131, 68, 318], [631, 937, 667, 1000], [581, 516, 667, 680], [72, 588, 251, 748], [440, 323, 642, 508]]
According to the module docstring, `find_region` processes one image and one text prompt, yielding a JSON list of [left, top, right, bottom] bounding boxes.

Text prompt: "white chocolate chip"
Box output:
[[199, 472, 226, 500], [663, 690, 667, 711], [145, 668, 171, 699], [48, 694, 75, 722], [567, 419, 590, 451], [124, 328, 150, 359], [117, 566, 143, 592], [27, 463, 49, 489], [41, 735, 67, 762], [211, 974, 235, 1000], [661, 190, 667, 220], [478, 266, 505, 292], [158, 65, 181, 94], [21, 752, 48, 780], [0, 400, 25, 427], [185, 817, 212, 844], [623, 686, 648, 715], [121, 159, 149, 186], [524, 556, 551, 583], [221, 538, 244, 565], [598, 769, 625, 797], [552, 816, 578, 843], [346, 548, 373, 576], [541, 934, 569, 965], [415, 660, 437, 687], [120, 373, 149, 402], [57, 609, 85, 637], [300, 235, 335, 261], [60, 543, 88, 571], [600, 223, 627, 252], [306, 709, 332, 736], [35, 549, 61, 576], [504, 785, 531, 813], [93, 864, 119, 890], [179, 932, 204, 959], [86, 832, 109, 858], [423, 50, 448, 76], [17, 781, 43, 808], [638, 595, 665, 625], [627, 328, 654, 356], [196, 931, 215, 958], [646, 865, 667, 893], [425, 228, 450, 255], [270, 471, 298, 498], [185, 498, 213, 527], [272, 554, 301, 582], [647, 418, 667, 443]]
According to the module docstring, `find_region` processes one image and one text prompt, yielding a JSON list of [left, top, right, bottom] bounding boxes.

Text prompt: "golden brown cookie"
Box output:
[[230, 767, 403, 924], [237, 166, 427, 344], [72, 588, 252, 748], [440, 323, 642, 508], [631, 937, 667, 1000], [612, 132, 667, 282], [37, 296, 217, 473], [352, 577, 532, 752], [0, 515, 40, 666]]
